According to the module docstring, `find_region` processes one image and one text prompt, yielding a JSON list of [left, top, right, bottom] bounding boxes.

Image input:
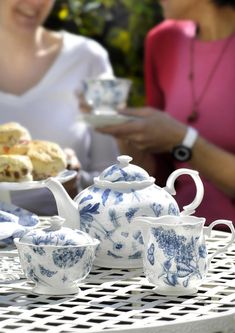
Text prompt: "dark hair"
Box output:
[[212, 0, 235, 8]]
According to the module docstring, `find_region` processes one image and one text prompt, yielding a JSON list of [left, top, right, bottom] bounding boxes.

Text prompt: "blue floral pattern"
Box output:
[[168, 203, 180, 215], [133, 231, 144, 245], [39, 265, 57, 277], [79, 203, 100, 233], [83, 78, 131, 111], [79, 195, 93, 204], [75, 180, 180, 266], [147, 243, 155, 266], [150, 227, 207, 287], [103, 165, 148, 182], [16, 241, 98, 294], [52, 247, 85, 268], [27, 268, 39, 283], [150, 203, 163, 217], [129, 251, 142, 259], [24, 231, 79, 247], [109, 209, 121, 228], [125, 207, 139, 223], [33, 246, 46, 256], [102, 189, 111, 206]]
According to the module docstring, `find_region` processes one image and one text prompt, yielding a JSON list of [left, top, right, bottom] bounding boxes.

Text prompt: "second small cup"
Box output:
[[83, 77, 132, 114]]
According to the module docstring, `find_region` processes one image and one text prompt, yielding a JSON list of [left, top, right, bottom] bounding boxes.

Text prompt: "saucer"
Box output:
[[0, 169, 77, 191], [152, 286, 198, 296], [79, 113, 135, 128], [32, 284, 81, 295]]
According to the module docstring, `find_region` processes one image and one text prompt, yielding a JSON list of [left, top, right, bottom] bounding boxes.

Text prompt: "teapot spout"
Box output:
[[44, 178, 79, 229]]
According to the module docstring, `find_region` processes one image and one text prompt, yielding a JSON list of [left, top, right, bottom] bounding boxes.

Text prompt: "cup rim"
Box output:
[[134, 215, 206, 226], [84, 77, 132, 85]]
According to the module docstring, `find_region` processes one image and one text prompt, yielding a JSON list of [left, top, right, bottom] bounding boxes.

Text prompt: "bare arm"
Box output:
[[189, 136, 235, 198], [98, 107, 235, 198]]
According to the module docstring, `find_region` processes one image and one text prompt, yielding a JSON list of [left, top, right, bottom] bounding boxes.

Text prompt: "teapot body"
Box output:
[[44, 155, 205, 269], [75, 183, 180, 268]]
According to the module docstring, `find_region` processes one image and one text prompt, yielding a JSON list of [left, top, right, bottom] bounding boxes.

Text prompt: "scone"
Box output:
[[9, 140, 67, 180], [0, 122, 31, 154], [0, 155, 33, 182]]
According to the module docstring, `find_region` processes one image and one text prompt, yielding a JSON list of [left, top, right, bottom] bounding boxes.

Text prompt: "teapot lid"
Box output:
[[94, 155, 155, 189], [18, 216, 96, 246]]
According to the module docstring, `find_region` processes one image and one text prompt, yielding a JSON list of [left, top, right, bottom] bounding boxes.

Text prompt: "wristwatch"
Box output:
[[172, 126, 198, 162]]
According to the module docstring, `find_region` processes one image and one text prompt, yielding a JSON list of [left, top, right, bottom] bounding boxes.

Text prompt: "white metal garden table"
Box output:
[[0, 227, 234, 333]]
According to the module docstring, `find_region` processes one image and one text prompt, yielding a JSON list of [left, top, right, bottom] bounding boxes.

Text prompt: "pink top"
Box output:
[[145, 19, 235, 225]]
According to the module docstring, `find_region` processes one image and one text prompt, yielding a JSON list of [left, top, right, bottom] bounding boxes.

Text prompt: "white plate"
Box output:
[[79, 113, 136, 128], [0, 169, 77, 191]]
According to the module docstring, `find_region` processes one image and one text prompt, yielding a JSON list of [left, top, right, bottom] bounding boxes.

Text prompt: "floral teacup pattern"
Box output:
[[135, 215, 235, 296]]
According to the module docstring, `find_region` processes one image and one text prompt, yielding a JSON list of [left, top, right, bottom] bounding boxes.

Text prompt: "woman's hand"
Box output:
[[77, 92, 92, 113], [97, 107, 187, 153]]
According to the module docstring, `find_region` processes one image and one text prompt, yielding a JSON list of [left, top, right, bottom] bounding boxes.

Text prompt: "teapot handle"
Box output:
[[164, 168, 204, 216], [204, 220, 235, 265]]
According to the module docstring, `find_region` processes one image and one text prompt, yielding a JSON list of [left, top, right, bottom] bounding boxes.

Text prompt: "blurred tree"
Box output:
[[45, 0, 163, 106]]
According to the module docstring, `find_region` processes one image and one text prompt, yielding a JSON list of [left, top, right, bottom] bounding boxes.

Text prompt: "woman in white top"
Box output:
[[0, 0, 119, 214]]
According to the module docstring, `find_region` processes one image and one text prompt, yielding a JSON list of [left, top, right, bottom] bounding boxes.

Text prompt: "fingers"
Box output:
[[97, 118, 143, 138], [77, 92, 92, 113], [96, 107, 160, 149], [118, 106, 157, 117], [125, 133, 151, 151]]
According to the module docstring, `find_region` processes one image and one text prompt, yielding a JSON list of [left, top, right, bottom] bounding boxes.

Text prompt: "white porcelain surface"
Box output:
[[15, 216, 99, 295], [44, 156, 204, 269], [135, 215, 235, 296], [79, 112, 135, 128], [0, 169, 76, 191]]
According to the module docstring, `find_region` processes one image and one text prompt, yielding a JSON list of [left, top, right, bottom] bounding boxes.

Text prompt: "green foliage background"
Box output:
[[45, 0, 163, 106]]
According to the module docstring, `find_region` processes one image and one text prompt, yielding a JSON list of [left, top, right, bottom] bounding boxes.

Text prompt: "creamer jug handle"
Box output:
[[164, 168, 204, 216], [204, 220, 235, 265]]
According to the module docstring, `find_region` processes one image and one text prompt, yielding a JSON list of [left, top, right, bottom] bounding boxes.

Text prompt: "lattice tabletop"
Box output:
[[0, 230, 234, 333]]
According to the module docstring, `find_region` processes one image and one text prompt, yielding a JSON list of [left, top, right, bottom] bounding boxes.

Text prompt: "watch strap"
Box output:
[[182, 126, 198, 148], [171, 127, 198, 162]]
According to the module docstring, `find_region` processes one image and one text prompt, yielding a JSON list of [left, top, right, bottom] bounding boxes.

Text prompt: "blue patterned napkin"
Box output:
[[0, 202, 39, 246]]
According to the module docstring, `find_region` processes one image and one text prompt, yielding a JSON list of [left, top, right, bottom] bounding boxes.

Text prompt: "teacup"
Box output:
[[134, 215, 235, 296], [83, 77, 132, 114]]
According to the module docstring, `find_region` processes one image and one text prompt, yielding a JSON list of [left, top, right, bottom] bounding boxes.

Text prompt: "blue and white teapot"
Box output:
[[44, 155, 204, 268]]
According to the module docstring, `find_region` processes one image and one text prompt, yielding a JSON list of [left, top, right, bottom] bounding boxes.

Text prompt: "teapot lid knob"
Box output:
[[117, 155, 133, 167], [48, 216, 65, 231]]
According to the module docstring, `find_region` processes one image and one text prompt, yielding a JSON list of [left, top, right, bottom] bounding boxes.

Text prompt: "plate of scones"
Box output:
[[0, 122, 77, 191]]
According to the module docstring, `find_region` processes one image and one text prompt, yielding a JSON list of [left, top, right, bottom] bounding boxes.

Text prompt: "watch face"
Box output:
[[172, 145, 192, 162]]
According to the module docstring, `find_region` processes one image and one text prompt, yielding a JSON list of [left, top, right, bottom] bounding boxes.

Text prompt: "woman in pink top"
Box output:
[[98, 0, 235, 228]]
